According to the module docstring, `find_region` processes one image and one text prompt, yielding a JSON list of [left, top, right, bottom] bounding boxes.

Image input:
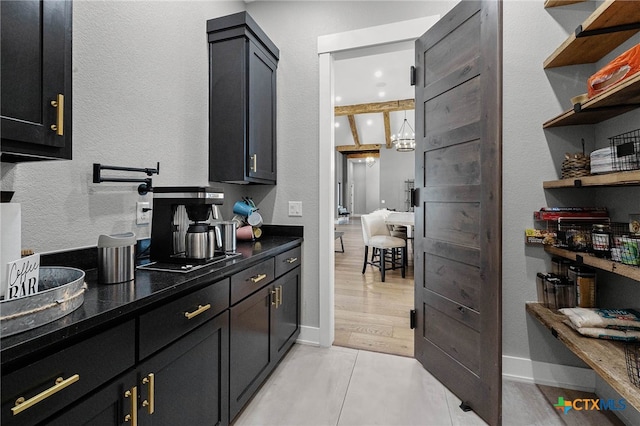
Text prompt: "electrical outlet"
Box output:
[[136, 202, 151, 225], [288, 201, 302, 217]]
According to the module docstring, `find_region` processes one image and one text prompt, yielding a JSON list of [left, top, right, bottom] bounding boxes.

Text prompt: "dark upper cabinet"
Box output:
[[0, 0, 73, 162], [207, 12, 278, 184]]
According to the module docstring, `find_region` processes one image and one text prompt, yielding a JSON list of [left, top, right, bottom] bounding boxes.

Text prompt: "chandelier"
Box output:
[[391, 112, 415, 152]]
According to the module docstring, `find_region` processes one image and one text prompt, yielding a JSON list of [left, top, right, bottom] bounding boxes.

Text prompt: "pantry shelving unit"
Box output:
[[529, 0, 640, 406], [526, 302, 640, 411], [543, 170, 640, 188]]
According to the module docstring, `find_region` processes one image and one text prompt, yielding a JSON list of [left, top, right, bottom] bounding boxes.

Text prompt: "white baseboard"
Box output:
[[296, 325, 321, 346], [503, 355, 596, 392]]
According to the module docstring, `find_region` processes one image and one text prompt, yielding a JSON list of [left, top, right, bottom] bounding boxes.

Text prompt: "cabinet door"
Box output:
[[272, 267, 301, 362], [229, 285, 273, 420], [46, 370, 138, 426], [0, 0, 72, 161], [46, 313, 230, 426], [247, 40, 277, 183], [140, 311, 229, 426]]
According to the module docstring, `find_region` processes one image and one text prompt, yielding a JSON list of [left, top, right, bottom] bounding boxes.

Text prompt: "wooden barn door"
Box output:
[[413, 1, 502, 425]]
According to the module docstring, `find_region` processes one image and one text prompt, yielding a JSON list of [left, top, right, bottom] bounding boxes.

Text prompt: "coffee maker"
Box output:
[[150, 187, 225, 263]]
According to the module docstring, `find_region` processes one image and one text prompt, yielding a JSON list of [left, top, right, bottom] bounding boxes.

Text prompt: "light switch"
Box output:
[[137, 202, 151, 225], [288, 201, 302, 217]]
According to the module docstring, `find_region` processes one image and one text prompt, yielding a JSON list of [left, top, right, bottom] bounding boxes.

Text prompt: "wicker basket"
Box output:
[[561, 154, 590, 179]]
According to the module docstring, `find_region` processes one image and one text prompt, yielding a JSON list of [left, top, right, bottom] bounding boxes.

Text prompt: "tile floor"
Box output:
[[233, 344, 625, 426]]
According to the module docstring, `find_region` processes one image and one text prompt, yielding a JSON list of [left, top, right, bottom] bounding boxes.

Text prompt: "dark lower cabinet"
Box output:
[[2, 244, 301, 426], [47, 312, 230, 426], [272, 268, 301, 361], [229, 285, 273, 420], [229, 266, 301, 421], [0, 0, 73, 161]]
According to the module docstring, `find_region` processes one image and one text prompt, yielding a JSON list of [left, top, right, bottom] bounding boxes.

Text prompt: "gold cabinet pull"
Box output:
[[142, 373, 155, 415], [124, 386, 137, 425], [250, 154, 257, 173], [285, 257, 298, 264], [271, 289, 278, 306], [12, 374, 79, 416], [50, 94, 64, 136], [184, 304, 211, 320], [250, 273, 267, 283], [278, 285, 283, 307]]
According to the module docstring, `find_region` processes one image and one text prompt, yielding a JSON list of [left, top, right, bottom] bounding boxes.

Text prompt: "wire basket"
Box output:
[[609, 129, 640, 172], [625, 342, 640, 388]]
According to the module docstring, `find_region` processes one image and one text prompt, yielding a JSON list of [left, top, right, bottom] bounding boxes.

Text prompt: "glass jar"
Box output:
[[591, 223, 612, 258], [568, 265, 597, 308]]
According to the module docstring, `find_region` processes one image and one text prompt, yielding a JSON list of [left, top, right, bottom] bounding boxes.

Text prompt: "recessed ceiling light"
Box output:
[[334, 122, 340, 128], [378, 91, 385, 98], [366, 119, 373, 126], [374, 70, 383, 78], [335, 96, 342, 102]]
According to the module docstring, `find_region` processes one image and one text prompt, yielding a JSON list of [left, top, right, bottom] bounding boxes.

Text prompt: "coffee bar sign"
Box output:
[[5, 253, 40, 300]]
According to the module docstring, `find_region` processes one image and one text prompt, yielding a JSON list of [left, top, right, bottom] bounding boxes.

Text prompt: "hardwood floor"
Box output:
[[334, 216, 414, 357]]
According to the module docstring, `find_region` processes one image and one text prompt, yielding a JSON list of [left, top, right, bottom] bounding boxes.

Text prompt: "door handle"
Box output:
[[50, 94, 64, 136], [124, 386, 138, 425], [250, 154, 258, 173], [184, 304, 211, 320], [142, 373, 155, 414], [251, 273, 267, 283], [12, 374, 79, 415]]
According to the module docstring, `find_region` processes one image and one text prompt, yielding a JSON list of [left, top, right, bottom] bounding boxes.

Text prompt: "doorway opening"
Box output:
[[317, 15, 441, 351]]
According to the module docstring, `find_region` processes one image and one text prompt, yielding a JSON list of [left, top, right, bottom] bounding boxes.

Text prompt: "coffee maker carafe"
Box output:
[[150, 187, 224, 263]]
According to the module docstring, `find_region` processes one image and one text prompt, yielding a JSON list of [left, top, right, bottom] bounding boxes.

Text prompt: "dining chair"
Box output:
[[361, 213, 406, 282]]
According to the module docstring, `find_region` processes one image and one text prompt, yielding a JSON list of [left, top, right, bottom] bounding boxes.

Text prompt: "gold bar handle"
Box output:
[[250, 273, 267, 284], [286, 257, 298, 264], [142, 373, 155, 414], [271, 289, 277, 306], [250, 154, 257, 173], [12, 374, 79, 416], [124, 386, 137, 425], [278, 285, 283, 308], [50, 94, 64, 136], [184, 304, 211, 320]]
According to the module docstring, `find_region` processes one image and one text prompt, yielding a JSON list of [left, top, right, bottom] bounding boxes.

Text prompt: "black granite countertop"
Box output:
[[1, 232, 302, 371]]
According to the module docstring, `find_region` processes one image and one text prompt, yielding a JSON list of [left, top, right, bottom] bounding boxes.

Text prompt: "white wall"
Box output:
[[380, 147, 414, 211]]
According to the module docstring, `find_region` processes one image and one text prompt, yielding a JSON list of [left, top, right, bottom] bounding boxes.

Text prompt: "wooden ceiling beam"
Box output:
[[347, 114, 360, 147], [336, 144, 381, 153], [383, 112, 392, 149], [347, 152, 380, 160], [335, 99, 415, 116]]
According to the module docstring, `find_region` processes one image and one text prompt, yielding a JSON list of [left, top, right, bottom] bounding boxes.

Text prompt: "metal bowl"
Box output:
[[1, 267, 86, 337]]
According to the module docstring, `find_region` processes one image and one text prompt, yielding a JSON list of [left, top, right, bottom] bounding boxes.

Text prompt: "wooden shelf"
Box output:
[[544, 0, 640, 69], [543, 72, 640, 128], [544, 0, 586, 8], [544, 245, 640, 281], [526, 302, 640, 411], [543, 170, 640, 189]]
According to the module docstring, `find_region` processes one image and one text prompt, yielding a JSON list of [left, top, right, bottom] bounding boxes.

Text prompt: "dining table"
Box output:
[[384, 211, 414, 238]]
